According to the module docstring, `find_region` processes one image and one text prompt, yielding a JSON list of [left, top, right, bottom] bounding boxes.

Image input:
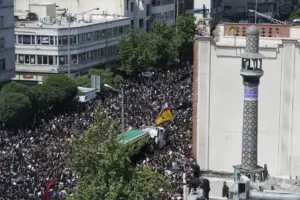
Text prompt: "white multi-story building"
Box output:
[[13, 3, 130, 84], [0, 0, 15, 83], [14, 0, 177, 32]]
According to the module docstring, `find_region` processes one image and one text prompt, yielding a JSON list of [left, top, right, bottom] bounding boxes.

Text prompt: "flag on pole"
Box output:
[[44, 177, 56, 200], [155, 103, 173, 125]]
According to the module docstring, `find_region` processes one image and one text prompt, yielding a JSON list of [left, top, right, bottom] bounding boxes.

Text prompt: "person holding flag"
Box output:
[[155, 103, 173, 126]]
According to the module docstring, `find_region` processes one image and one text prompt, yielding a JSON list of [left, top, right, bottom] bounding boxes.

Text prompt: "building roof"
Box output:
[[119, 130, 146, 144], [78, 87, 96, 93], [15, 14, 130, 29]]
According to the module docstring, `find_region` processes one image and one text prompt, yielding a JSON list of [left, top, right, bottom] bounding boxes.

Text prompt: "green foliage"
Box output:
[[1, 82, 38, 111], [118, 28, 159, 75], [174, 13, 196, 63], [0, 92, 32, 128], [118, 15, 196, 74], [74, 75, 90, 88], [43, 74, 78, 109], [290, 9, 300, 19], [88, 69, 115, 85], [68, 111, 170, 200]]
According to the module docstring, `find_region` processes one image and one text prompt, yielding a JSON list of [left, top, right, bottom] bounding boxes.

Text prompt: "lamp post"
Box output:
[[104, 84, 124, 141]]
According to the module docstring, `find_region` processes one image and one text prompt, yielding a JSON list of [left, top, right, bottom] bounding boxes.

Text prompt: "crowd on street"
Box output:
[[0, 64, 198, 200]]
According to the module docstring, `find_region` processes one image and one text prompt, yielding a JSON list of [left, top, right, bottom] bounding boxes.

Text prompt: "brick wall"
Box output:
[[192, 38, 199, 156], [224, 24, 290, 38]]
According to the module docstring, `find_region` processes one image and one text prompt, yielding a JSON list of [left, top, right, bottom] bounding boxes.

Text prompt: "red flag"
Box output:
[[44, 177, 56, 200]]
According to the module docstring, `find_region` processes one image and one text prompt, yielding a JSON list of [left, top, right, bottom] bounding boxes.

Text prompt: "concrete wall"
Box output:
[[0, 0, 15, 82], [193, 24, 300, 176]]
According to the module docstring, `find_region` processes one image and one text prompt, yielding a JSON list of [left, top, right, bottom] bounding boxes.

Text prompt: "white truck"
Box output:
[[119, 126, 166, 149]]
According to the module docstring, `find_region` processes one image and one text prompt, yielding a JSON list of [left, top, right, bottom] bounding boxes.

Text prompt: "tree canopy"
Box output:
[[118, 14, 196, 75], [290, 9, 300, 19], [68, 112, 170, 200], [0, 92, 32, 128]]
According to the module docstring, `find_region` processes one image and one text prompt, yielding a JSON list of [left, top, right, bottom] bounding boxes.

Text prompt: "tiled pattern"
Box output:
[[241, 100, 258, 169], [224, 24, 290, 38], [245, 35, 259, 54]]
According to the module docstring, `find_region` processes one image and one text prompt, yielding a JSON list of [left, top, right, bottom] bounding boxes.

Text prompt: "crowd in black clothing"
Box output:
[[0, 64, 199, 200]]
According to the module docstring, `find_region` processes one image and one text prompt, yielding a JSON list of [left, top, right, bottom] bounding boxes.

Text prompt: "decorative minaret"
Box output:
[[234, 26, 267, 182]]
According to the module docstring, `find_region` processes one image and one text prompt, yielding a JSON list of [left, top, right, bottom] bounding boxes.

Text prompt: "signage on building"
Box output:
[[23, 75, 34, 79]]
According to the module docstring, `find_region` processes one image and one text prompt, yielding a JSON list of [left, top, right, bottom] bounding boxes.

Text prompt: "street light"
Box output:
[[67, 7, 100, 77], [104, 84, 125, 142], [248, 9, 285, 24]]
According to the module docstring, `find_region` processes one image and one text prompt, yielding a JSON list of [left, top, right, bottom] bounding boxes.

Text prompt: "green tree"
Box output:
[[290, 9, 300, 19], [118, 28, 158, 75], [151, 20, 178, 66], [68, 112, 170, 200], [0, 92, 32, 128], [88, 69, 115, 85], [74, 75, 91, 88], [174, 13, 196, 64], [1, 82, 38, 111], [42, 74, 78, 109]]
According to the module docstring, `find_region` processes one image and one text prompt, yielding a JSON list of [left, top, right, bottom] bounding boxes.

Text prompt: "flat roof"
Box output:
[[15, 14, 130, 29], [78, 87, 96, 93], [29, 3, 56, 6]]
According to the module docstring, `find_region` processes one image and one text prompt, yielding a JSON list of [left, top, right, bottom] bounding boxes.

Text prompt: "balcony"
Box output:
[[224, 24, 290, 38]]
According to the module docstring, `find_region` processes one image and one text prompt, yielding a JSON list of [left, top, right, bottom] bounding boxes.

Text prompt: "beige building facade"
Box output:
[[193, 24, 300, 176]]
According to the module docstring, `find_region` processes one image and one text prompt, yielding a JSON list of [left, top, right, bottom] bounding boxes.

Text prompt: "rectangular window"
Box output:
[[146, 4, 150, 16], [107, 28, 112, 37], [59, 56, 65, 65], [107, 46, 113, 56], [87, 51, 92, 61], [119, 26, 124, 35], [126, 0, 129, 10], [87, 33, 92, 42], [62, 36, 68, 45], [0, 38, 4, 49], [43, 56, 48, 65], [71, 55, 77, 64], [30, 55, 35, 64], [31, 36, 36, 44], [83, 34, 87, 42], [72, 35, 77, 45], [41, 36, 50, 45], [37, 55, 42, 64], [50, 36, 54, 45], [131, 2, 134, 12], [94, 50, 98, 59], [101, 48, 106, 57], [0, 16, 3, 28], [79, 34, 83, 43], [94, 31, 99, 40], [58, 36, 62, 45], [49, 56, 53, 65], [0, 59, 5, 71], [19, 55, 24, 64], [18, 35, 23, 44], [139, 19, 144, 28], [24, 55, 30, 64], [124, 25, 130, 33], [131, 20, 134, 28], [83, 53, 87, 62], [139, 0, 144, 10], [146, 20, 150, 32], [113, 27, 118, 37], [23, 35, 31, 44], [0, 0, 2, 5], [100, 30, 106, 39]]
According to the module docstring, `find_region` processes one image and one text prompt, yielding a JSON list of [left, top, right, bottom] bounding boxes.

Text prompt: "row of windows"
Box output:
[[152, 0, 174, 6], [16, 25, 130, 46], [152, 11, 175, 21], [0, 58, 5, 71], [15, 45, 118, 66]]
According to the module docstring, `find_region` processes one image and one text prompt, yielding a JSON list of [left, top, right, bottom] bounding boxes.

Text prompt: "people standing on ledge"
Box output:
[[222, 181, 229, 199]]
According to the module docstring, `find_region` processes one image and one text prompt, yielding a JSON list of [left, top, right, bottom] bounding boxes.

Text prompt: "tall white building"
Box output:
[[14, 0, 177, 31], [13, 3, 130, 84], [0, 0, 15, 83]]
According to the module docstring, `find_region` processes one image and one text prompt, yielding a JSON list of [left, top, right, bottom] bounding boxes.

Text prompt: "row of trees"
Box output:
[[0, 75, 77, 129], [117, 14, 196, 75]]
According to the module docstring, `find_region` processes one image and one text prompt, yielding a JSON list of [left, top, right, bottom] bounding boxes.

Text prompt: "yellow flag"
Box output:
[[155, 109, 173, 125]]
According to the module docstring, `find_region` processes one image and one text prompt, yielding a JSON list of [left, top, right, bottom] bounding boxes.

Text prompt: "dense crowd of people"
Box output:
[[0, 64, 198, 199]]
